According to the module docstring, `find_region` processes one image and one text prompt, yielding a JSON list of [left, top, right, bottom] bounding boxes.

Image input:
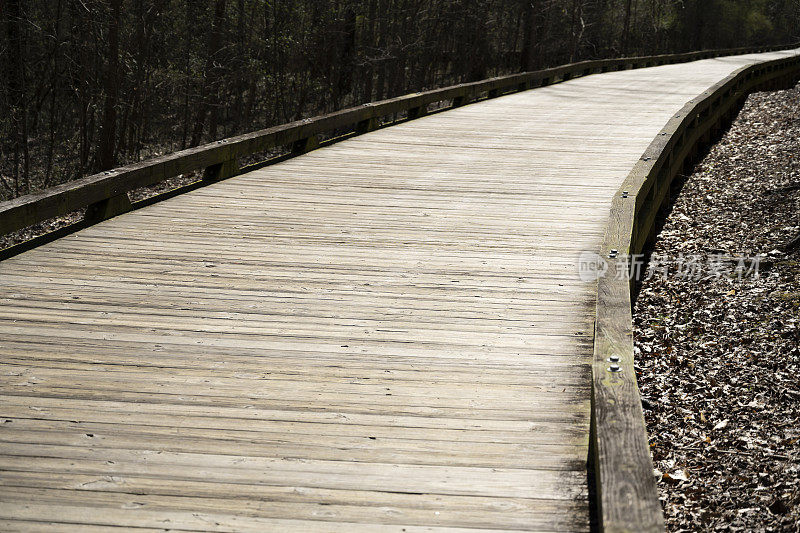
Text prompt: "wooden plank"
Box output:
[[0, 476, 591, 531]]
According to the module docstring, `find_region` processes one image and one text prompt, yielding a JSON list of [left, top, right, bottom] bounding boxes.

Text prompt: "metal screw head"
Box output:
[[608, 355, 621, 363], [608, 364, 622, 373]]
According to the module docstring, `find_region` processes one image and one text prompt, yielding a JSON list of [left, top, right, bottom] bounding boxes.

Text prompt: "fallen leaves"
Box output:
[[664, 469, 690, 483], [634, 84, 800, 531]]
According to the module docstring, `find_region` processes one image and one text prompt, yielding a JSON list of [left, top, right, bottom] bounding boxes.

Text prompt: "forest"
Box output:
[[1, 0, 798, 201]]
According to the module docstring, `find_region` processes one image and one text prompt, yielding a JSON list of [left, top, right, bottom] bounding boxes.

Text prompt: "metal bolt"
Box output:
[[621, 191, 629, 198], [608, 364, 622, 373], [608, 355, 620, 363]]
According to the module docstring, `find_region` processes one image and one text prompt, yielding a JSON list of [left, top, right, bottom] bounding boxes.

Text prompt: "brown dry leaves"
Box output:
[[635, 83, 800, 532]]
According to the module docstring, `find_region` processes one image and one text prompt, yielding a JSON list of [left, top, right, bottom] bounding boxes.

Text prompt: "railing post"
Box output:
[[84, 193, 132, 224], [203, 158, 239, 183], [408, 105, 427, 120], [453, 94, 471, 107], [356, 118, 378, 134], [291, 136, 320, 155]]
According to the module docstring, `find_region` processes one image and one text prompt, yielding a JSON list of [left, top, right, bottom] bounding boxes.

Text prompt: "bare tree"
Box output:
[[1, 0, 796, 202]]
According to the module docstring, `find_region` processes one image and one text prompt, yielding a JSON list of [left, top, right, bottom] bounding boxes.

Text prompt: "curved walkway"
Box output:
[[0, 48, 797, 531]]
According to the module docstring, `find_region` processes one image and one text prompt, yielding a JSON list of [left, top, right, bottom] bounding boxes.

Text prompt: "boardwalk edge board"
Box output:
[[592, 52, 800, 532], [0, 43, 798, 246]]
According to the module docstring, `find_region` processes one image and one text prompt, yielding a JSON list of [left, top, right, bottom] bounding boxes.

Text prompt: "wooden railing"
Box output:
[[0, 43, 798, 240], [592, 52, 800, 532]]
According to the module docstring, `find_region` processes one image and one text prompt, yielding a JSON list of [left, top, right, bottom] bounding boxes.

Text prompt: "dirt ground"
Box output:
[[634, 83, 800, 531]]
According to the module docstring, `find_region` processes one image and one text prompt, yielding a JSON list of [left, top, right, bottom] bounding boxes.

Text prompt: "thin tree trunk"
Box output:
[[233, 0, 246, 132], [362, 0, 377, 102], [374, 0, 388, 101], [622, 0, 633, 55], [692, 0, 705, 51], [569, 0, 585, 62], [181, 1, 193, 149], [95, 0, 122, 171], [5, 0, 30, 195], [521, 0, 538, 71], [43, 0, 64, 188], [191, 0, 227, 146]]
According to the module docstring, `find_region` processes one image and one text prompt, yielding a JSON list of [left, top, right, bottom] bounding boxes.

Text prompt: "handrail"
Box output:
[[0, 42, 798, 238], [592, 51, 800, 532]]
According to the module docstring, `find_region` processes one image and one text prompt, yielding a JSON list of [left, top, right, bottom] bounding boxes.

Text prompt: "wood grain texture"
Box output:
[[0, 48, 799, 531], [593, 52, 800, 532]]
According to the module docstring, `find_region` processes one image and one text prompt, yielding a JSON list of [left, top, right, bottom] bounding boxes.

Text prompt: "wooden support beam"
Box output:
[[356, 117, 378, 134], [203, 158, 239, 183], [291, 136, 319, 155], [83, 193, 132, 224], [407, 106, 427, 119]]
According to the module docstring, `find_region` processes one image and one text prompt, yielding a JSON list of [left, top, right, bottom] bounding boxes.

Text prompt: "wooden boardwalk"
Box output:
[[0, 49, 797, 531]]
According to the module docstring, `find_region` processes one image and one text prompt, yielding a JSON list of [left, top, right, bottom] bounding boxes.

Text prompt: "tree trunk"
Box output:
[[569, 0, 585, 62], [692, 0, 705, 51], [622, 0, 633, 55], [95, 0, 122, 172], [521, 1, 534, 70], [362, 0, 377, 102], [374, 0, 388, 101], [191, 0, 228, 146], [5, 0, 30, 195]]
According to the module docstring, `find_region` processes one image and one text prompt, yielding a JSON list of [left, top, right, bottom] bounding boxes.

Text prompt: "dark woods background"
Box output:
[[1, 0, 799, 200]]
